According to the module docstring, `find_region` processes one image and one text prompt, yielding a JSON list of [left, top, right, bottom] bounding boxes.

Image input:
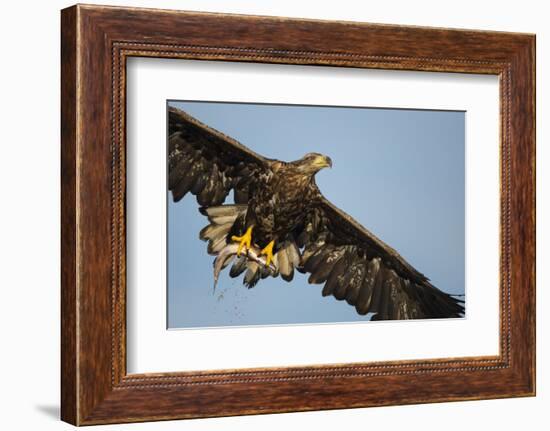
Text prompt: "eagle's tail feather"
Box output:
[[200, 204, 260, 286], [199, 204, 247, 257], [199, 204, 247, 225], [276, 241, 301, 282]]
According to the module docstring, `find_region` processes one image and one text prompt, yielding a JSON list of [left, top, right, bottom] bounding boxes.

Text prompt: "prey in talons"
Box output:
[[231, 225, 276, 267], [213, 242, 278, 290]]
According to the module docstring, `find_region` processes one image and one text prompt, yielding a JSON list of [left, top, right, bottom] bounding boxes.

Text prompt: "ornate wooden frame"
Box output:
[[61, 4, 535, 425]]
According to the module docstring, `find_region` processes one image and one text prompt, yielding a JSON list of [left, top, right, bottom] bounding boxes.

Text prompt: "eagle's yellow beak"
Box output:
[[313, 155, 332, 169]]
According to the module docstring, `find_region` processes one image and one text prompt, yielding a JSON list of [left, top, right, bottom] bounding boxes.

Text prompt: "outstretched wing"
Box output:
[[297, 194, 464, 320], [168, 106, 269, 205]]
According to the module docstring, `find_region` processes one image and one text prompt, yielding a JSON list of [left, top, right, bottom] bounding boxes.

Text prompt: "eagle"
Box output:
[[168, 106, 464, 320]]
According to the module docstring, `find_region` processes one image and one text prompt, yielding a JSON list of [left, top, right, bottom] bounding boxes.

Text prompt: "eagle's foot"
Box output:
[[231, 226, 253, 256], [260, 240, 275, 267]]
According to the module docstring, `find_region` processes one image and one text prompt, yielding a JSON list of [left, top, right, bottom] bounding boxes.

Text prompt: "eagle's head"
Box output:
[[294, 152, 333, 175]]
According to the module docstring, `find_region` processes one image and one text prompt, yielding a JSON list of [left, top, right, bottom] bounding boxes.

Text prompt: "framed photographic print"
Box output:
[[61, 4, 535, 425]]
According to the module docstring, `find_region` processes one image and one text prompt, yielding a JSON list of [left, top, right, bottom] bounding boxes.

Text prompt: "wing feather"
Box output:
[[168, 107, 269, 206], [300, 194, 464, 320]]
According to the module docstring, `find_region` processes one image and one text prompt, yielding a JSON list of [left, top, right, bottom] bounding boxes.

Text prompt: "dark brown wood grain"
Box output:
[[60, 4, 536, 425], [60, 5, 78, 425]]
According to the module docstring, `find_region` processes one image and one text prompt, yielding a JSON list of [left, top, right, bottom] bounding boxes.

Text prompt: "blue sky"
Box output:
[[167, 101, 465, 329]]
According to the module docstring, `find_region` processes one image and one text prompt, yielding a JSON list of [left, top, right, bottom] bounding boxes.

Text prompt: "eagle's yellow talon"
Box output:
[[231, 226, 253, 256], [260, 240, 275, 267]]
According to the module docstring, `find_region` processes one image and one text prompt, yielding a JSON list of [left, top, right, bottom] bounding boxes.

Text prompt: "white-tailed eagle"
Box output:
[[168, 106, 464, 320]]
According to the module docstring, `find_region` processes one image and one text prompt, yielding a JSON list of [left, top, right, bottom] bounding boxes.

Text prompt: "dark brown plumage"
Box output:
[[168, 106, 464, 320]]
